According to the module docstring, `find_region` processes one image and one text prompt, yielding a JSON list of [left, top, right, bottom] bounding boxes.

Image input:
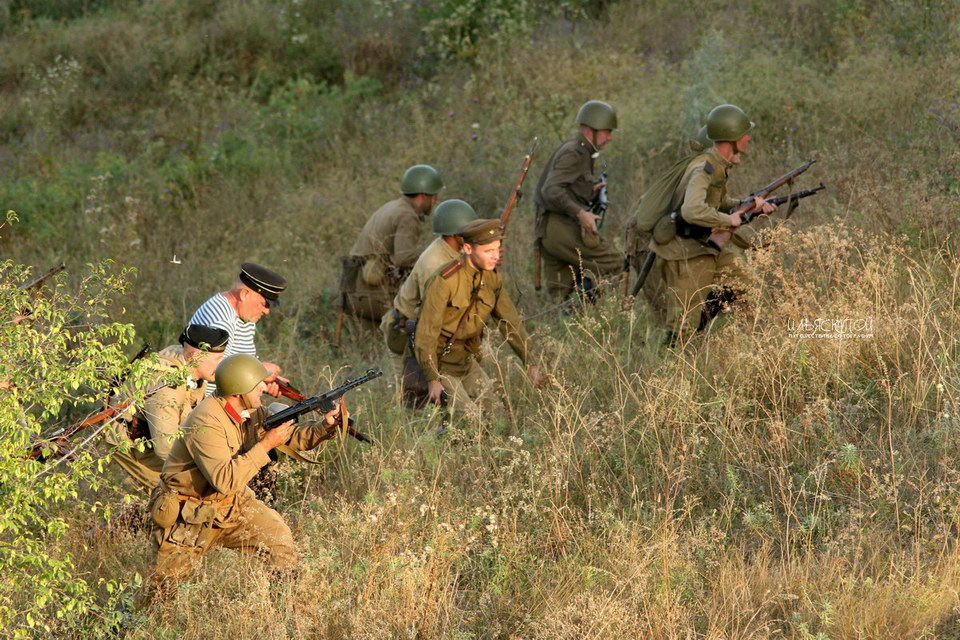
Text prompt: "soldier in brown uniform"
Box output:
[[534, 100, 625, 300], [108, 325, 229, 492], [140, 353, 344, 603], [648, 104, 777, 343], [414, 219, 543, 420], [379, 199, 478, 371], [343, 165, 444, 323]]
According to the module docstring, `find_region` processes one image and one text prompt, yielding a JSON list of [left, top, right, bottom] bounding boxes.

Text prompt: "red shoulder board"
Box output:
[[439, 259, 463, 279]]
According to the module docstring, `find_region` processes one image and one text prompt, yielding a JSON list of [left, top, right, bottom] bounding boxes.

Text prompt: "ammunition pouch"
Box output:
[[339, 257, 363, 298], [651, 213, 676, 245], [361, 255, 388, 287], [385, 309, 408, 355], [150, 491, 180, 529], [673, 211, 712, 240]]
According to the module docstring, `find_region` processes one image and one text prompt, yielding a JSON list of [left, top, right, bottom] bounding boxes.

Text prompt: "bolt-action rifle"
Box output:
[[27, 343, 151, 460], [266, 369, 383, 438], [630, 182, 827, 297], [499, 137, 539, 247], [706, 159, 817, 250], [20, 262, 66, 291], [274, 377, 377, 443]]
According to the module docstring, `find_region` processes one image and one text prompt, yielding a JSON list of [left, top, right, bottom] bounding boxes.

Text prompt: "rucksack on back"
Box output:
[[634, 151, 702, 232]]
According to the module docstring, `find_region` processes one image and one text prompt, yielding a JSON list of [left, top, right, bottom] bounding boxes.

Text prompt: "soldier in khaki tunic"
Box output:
[[414, 219, 543, 420], [140, 354, 344, 603], [343, 165, 444, 323], [379, 199, 478, 371], [107, 324, 229, 492], [534, 100, 625, 300], [648, 104, 777, 343]]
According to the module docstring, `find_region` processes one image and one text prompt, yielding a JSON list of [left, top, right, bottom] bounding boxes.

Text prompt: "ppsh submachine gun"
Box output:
[[267, 369, 383, 441]]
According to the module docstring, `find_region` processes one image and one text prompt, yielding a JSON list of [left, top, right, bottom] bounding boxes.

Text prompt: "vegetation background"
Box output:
[[2, 0, 960, 637]]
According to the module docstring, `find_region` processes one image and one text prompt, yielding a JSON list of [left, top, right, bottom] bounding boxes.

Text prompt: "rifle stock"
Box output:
[[707, 159, 817, 249], [499, 137, 539, 245]]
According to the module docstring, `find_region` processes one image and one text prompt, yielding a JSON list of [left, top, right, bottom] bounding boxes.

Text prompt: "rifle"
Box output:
[[592, 170, 610, 230], [706, 159, 817, 250], [631, 183, 826, 297], [20, 262, 66, 291], [266, 369, 383, 437], [27, 343, 151, 460], [498, 137, 539, 244], [275, 378, 375, 443]]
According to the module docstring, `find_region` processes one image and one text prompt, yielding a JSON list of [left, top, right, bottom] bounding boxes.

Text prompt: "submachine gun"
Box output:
[[267, 369, 383, 441]]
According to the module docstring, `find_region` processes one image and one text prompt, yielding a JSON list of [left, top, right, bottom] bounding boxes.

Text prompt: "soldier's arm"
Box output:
[[680, 164, 739, 228], [491, 284, 530, 365], [413, 276, 450, 382], [719, 194, 741, 213], [393, 269, 421, 319], [540, 148, 587, 219], [142, 386, 185, 461], [392, 213, 423, 267], [185, 420, 271, 495]]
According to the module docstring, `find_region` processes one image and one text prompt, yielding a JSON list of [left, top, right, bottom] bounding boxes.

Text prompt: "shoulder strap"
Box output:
[[440, 281, 482, 358]]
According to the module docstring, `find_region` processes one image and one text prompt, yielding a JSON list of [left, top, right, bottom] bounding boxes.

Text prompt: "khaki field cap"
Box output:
[[239, 262, 287, 307], [576, 100, 618, 131], [179, 324, 229, 352], [433, 199, 478, 235], [706, 104, 754, 142], [458, 218, 503, 245], [400, 164, 444, 195], [215, 354, 269, 397]]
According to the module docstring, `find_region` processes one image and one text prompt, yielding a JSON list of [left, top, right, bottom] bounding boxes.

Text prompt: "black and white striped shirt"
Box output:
[[190, 293, 257, 395]]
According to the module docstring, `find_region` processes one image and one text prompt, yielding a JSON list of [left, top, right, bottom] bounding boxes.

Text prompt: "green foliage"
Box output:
[[0, 239, 151, 636]]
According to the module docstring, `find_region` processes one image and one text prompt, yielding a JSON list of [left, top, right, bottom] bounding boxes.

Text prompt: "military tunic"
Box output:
[[106, 345, 207, 492], [379, 236, 461, 371], [144, 396, 335, 594], [345, 196, 426, 321], [534, 133, 624, 299], [413, 257, 530, 419], [648, 148, 746, 336]]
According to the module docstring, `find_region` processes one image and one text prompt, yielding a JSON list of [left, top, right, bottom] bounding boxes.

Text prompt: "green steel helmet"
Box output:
[[706, 104, 755, 142], [575, 100, 618, 131], [214, 354, 269, 397], [432, 199, 478, 235], [400, 164, 444, 195]]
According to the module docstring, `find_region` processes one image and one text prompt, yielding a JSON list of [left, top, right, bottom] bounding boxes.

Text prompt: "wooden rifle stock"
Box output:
[[498, 137, 539, 246], [707, 159, 817, 250]]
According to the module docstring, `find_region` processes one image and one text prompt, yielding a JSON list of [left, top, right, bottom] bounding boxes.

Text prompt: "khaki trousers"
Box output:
[[540, 215, 624, 300], [439, 359, 501, 422], [661, 247, 745, 336]]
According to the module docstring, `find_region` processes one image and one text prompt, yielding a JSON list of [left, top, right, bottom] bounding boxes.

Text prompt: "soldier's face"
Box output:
[[594, 129, 614, 149], [465, 240, 501, 271], [242, 381, 267, 409], [238, 288, 270, 323], [732, 134, 751, 162]]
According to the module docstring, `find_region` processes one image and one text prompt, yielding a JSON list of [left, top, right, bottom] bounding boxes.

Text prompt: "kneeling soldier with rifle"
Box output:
[[106, 324, 228, 492], [139, 354, 362, 605], [414, 219, 544, 422]]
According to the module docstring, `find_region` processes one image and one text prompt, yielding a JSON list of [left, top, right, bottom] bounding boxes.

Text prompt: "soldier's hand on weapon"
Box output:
[[592, 181, 607, 193], [577, 209, 602, 234], [428, 380, 446, 406], [324, 399, 346, 427], [261, 420, 295, 451], [262, 362, 282, 396], [527, 365, 545, 388], [728, 212, 743, 228], [752, 195, 777, 215]]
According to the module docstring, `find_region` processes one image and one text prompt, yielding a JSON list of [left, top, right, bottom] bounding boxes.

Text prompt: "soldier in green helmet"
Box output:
[[534, 100, 625, 301], [139, 353, 347, 604], [342, 164, 444, 325], [379, 199, 478, 373], [648, 104, 778, 344]]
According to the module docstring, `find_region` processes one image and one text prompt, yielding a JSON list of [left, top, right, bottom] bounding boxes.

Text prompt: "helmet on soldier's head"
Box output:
[[576, 100, 618, 131], [690, 125, 713, 152], [215, 354, 269, 397], [706, 104, 754, 142], [400, 165, 444, 195], [432, 199, 478, 236]]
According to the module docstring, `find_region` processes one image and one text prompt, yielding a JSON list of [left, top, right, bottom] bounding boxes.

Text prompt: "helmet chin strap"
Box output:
[[238, 392, 258, 419]]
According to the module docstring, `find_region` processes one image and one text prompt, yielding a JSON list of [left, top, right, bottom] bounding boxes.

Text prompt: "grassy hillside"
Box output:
[[3, 0, 960, 637]]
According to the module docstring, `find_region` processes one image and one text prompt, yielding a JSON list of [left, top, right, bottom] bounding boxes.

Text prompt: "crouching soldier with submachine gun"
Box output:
[[138, 354, 381, 605]]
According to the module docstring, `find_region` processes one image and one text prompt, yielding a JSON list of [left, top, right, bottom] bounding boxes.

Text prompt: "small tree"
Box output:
[[0, 212, 152, 637]]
